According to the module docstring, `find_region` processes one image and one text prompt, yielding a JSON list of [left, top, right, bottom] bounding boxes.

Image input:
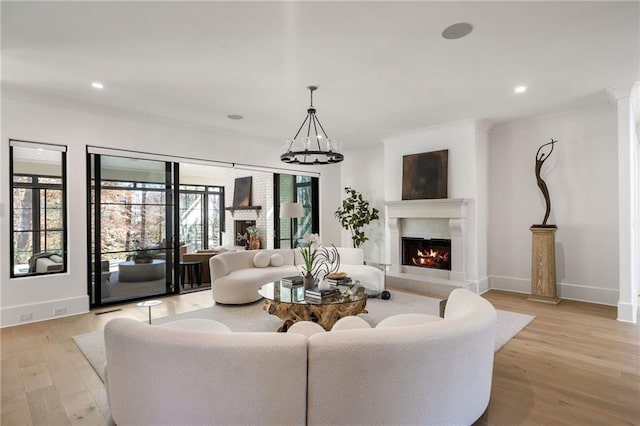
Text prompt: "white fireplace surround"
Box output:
[[386, 199, 470, 282]]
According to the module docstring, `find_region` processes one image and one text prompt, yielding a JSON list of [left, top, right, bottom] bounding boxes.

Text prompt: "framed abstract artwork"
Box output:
[[233, 176, 252, 207], [402, 150, 448, 200]]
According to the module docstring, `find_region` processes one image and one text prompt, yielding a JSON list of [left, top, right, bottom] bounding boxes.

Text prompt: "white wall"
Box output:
[[340, 145, 386, 263], [223, 168, 273, 249], [381, 120, 489, 287], [489, 105, 619, 305], [0, 96, 342, 326]]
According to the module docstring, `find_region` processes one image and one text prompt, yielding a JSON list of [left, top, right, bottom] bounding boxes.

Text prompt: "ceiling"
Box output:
[[2, 1, 638, 149]]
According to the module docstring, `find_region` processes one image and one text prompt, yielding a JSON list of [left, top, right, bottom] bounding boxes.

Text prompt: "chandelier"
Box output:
[[281, 86, 344, 165]]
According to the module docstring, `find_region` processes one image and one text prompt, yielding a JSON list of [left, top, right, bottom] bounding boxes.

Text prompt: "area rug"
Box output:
[[73, 291, 534, 382]]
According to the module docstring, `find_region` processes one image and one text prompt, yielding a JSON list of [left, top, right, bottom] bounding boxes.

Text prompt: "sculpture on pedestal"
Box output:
[[529, 138, 561, 304], [535, 139, 557, 226]]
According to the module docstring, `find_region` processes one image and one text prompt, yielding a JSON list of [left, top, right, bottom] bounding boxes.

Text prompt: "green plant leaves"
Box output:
[[334, 186, 380, 248]]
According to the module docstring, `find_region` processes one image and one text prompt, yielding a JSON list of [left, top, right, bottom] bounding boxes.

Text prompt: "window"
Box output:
[[274, 174, 319, 248], [179, 185, 224, 251], [10, 140, 67, 277]]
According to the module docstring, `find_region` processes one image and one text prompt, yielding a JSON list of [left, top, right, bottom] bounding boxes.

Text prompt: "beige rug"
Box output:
[[73, 291, 534, 382]]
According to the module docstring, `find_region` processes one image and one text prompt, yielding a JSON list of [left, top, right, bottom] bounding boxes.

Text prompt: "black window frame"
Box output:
[[9, 141, 68, 278]]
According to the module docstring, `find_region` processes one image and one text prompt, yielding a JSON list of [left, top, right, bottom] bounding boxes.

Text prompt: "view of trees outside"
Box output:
[[179, 185, 222, 251], [207, 189, 222, 248], [12, 175, 64, 269], [99, 181, 167, 261], [296, 175, 313, 242]]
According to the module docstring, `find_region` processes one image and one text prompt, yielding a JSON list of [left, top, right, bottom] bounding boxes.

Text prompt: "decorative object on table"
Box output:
[[300, 233, 320, 288], [279, 202, 305, 248], [334, 187, 380, 248], [281, 85, 344, 165], [325, 273, 352, 286], [314, 245, 340, 279], [381, 290, 391, 300], [305, 285, 341, 302], [246, 225, 261, 250], [402, 149, 448, 200], [281, 275, 304, 286], [317, 279, 331, 291], [529, 139, 560, 305]]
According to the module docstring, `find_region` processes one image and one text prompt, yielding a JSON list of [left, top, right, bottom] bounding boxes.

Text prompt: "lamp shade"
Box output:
[[280, 202, 305, 219]]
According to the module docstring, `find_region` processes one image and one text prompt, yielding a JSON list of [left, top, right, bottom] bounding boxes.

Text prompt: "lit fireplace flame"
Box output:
[[412, 248, 449, 267]]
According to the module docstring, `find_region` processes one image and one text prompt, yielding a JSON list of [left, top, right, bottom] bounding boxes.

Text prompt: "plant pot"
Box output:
[[303, 272, 315, 289], [134, 258, 152, 264]]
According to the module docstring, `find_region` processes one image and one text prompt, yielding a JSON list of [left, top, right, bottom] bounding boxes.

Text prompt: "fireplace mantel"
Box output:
[[385, 199, 470, 219], [385, 198, 472, 283]]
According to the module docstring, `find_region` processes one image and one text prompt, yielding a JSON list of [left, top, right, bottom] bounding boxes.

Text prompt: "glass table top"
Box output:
[[259, 281, 367, 305]]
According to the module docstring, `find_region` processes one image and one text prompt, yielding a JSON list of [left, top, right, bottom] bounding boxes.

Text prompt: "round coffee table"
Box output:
[[258, 281, 368, 332]]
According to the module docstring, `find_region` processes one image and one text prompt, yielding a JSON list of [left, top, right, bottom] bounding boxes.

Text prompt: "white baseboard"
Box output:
[[617, 301, 638, 323], [1, 295, 89, 328], [488, 275, 619, 306]]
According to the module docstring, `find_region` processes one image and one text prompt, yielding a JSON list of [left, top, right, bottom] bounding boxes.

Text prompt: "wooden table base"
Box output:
[[263, 299, 368, 332]]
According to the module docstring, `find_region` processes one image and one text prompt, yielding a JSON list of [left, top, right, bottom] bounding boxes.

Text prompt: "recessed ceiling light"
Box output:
[[442, 23, 474, 40], [91, 82, 104, 90], [514, 86, 527, 94], [227, 114, 243, 120]]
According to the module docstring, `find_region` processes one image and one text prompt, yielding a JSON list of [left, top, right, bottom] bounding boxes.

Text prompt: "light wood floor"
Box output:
[[1, 289, 638, 425]]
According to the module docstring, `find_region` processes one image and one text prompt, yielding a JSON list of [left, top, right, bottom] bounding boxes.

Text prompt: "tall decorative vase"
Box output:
[[303, 272, 315, 289], [250, 236, 260, 250]]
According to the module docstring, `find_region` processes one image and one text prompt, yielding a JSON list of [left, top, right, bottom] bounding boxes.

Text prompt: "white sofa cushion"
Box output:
[[270, 253, 284, 267], [159, 319, 232, 333], [287, 321, 326, 339], [376, 313, 441, 328], [253, 251, 270, 268], [331, 316, 372, 331]]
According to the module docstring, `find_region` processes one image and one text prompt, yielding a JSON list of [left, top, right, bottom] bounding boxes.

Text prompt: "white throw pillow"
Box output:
[[270, 253, 284, 267], [376, 313, 441, 329], [253, 252, 270, 268]]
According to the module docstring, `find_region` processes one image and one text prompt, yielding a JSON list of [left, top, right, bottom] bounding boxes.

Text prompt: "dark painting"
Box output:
[[402, 150, 448, 200], [233, 176, 252, 207]]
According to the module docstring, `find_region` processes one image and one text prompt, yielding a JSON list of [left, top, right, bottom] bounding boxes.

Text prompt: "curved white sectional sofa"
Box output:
[[209, 247, 384, 304], [104, 288, 496, 425]]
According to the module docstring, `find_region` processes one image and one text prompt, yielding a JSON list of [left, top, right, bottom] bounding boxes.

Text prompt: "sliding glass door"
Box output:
[[88, 153, 177, 307]]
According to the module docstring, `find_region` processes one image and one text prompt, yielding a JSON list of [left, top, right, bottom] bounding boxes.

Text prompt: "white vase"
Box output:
[[318, 279, 331, 291]]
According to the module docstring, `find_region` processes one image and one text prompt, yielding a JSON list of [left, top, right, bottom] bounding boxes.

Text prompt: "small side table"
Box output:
[[180, 261, 202, 288], [137, 300, 163, 324]]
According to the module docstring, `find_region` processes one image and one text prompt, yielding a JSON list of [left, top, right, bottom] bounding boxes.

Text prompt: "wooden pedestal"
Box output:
[[528, 226, 561, 305]]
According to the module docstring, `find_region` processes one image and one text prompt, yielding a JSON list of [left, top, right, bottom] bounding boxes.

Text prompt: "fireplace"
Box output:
[[235, 220, 256, 248], [385, 198, 469, 282], [402, 237, 451, 270]]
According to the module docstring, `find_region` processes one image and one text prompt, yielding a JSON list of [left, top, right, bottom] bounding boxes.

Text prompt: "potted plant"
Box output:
[[300, 233, 320, 288], [246, 226, 261, 250], [128, 240, 154, 264], [334, 187, 380, 248]]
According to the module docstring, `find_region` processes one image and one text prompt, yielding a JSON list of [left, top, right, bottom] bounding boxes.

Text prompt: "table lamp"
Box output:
[[280, 202, 305, 248]]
